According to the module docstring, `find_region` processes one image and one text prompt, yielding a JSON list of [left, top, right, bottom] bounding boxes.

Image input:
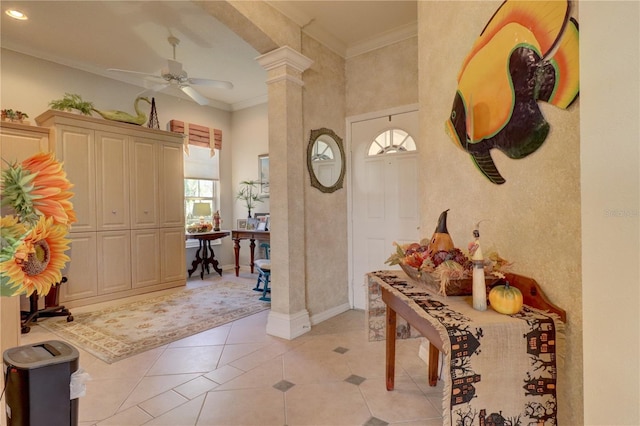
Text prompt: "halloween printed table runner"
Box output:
[[370, 271, 564, 426]]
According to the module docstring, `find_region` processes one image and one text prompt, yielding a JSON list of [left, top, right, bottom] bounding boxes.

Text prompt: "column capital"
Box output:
[[256, 46, 313, 74]]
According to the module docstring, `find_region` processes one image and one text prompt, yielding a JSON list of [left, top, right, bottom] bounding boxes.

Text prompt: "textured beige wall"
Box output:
[[346, 37, 418, 117], [302, 34, 349, 316], [418, 1, 582, 423]]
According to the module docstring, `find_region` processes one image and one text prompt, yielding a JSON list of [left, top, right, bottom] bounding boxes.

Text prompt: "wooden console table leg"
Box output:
[[386, 305, 397, 391], [249, 238, 256, 273], [428, 342, 439, 386], [234, 238, 241, 276]]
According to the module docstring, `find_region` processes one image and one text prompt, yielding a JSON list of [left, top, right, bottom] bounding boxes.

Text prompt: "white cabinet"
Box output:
[[36, 110, 186, 307]]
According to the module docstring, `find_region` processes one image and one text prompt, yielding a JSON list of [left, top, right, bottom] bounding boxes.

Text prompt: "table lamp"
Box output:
[[192, 202, 212, 224]]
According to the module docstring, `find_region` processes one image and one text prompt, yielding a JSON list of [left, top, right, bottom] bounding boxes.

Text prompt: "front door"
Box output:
[[350, 109, 420, 309]]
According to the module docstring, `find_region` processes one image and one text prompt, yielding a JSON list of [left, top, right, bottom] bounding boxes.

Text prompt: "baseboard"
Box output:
[[309, 302, 351, 325], [266, 309, 311, 340]]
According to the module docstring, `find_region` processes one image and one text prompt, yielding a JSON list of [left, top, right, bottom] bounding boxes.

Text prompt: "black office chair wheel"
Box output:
[[21, 325, 31, 334], [67, 315, 74, 322]]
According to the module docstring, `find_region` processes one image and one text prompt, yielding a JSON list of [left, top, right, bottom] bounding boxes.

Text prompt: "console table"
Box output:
[[231, 230, 270, 276], [370, 270, 565, 426], [186, 231, 230, 279]]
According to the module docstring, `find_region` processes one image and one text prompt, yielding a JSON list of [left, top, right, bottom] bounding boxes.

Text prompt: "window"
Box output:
[[184, 178, 217, 226], [367, 129, 417, 156]]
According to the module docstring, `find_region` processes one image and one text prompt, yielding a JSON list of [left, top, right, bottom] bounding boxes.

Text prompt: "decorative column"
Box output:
[[256, 46, 313, 339]]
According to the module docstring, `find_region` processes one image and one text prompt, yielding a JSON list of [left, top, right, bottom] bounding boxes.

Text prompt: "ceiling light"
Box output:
[[5, 9, 28, 20]]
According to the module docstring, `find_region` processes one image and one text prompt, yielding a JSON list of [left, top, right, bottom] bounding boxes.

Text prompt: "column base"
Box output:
[[266, 309, 311, 340]]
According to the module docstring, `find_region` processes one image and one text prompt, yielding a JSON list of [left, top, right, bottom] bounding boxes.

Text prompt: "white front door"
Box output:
[[349, 109, 420, 309]]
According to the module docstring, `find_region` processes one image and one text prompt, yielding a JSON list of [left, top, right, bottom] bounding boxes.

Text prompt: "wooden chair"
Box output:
[[253, 243, 271, 302]]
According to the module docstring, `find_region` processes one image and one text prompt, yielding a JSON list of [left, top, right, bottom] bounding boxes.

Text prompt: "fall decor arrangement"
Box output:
[[385, 209, 511, 296], [0, 152, 76, 296]]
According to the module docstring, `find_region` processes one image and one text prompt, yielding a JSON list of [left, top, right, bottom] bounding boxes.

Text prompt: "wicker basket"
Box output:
[[399, 263, 497, 296]]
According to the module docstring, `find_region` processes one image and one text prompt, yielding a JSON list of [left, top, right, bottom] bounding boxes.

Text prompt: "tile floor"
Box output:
[[5, 273, 445, 426]]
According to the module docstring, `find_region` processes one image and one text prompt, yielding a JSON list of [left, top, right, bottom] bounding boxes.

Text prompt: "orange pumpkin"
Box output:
[[488, 282, 523, 315]]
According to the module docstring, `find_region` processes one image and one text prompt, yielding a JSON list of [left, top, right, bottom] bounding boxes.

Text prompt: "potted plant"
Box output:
[[1, 109, 29, 123], [49, 93, 94, 115], [236, 180, 263, 218]]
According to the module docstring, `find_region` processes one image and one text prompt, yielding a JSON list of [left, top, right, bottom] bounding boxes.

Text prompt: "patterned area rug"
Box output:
[[39, 282, 270, 363]]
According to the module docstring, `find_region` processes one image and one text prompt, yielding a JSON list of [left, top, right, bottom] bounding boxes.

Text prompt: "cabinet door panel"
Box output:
[[130, 137, 159, 228], [0, 124, 50, 169], [96, 131, 130, 230], [160, 227, 186, 282], [131, 229, 161, 288], [97, 231, 131, 294], [56, 125, 96, 231], [159, 142, 185, 227], [60, 232, 98, 302]]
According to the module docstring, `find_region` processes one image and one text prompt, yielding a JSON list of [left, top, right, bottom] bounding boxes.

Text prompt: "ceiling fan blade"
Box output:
[[180, 85, 209, 106], [136, 83, 170, 98], [188, 78, 234, 90], [108, 68, 162, 80]]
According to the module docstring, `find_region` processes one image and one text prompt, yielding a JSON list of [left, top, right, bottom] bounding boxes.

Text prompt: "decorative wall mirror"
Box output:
[[307, 128, 346, 193]]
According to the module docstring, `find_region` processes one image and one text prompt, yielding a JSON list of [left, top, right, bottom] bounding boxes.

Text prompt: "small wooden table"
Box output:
[[231, 230, 270, 276], [374, 271, 567, 425], [381, 272, 566, 390], [186, 231, 230, 279]]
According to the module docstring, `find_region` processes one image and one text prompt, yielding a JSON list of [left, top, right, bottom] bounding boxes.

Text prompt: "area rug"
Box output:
[[39, 282, 270, 364]]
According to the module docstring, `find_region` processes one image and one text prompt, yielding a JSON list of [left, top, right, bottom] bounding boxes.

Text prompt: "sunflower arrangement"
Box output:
[[1, 152, 76, 297]]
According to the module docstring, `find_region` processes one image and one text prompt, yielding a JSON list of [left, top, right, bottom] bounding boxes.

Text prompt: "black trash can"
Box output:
[[3, 340, 79, 426]]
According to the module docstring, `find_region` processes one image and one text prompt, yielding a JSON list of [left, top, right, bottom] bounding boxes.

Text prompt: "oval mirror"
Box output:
[[307, 128, 346, 193]]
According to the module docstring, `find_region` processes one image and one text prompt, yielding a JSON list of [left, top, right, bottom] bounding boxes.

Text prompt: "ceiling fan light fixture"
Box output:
[[5, 9, 28, 20]]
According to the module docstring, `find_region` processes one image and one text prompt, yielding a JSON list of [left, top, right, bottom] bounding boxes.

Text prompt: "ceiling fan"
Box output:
[[108, 36, 233, 106]]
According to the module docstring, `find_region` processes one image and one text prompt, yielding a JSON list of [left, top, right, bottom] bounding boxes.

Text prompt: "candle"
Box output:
[[471, 228, 487, 311]]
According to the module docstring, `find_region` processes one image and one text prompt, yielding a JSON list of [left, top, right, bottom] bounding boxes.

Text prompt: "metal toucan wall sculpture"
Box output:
[[445, 0, 580, 185]]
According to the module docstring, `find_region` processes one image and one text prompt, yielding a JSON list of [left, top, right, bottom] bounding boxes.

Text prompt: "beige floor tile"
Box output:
[[167, 325, 232, 348], [120, 373, 200, 412], [228, 342, 287, 371], [204, 364, 245, 385], [144, 395, 205, 426], [146, 345, 224, 375], [95, 406, 152, 425], [216, 356, 283, 390], [359, 376, 442, 423], [78, 377, 142, 423], [138, 389, 189, 418], [18, 306, 443, 426], [174, 375, 219, 399], [285, 381, 371, 426], [218, 342, 267, 366], [198, 387, 285, 425], [84, 347, 164, 380], [283, 348, 352, 385]]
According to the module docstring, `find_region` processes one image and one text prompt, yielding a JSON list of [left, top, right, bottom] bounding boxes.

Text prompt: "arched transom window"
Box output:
[[367, 129, 417, 156], [311, 139, 335, 161]]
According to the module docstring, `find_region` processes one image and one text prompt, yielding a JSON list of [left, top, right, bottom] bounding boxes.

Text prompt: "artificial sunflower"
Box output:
[[0, 216, 30, 296], [1, 152, 76, 226], [0, 215, 71, 296]]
